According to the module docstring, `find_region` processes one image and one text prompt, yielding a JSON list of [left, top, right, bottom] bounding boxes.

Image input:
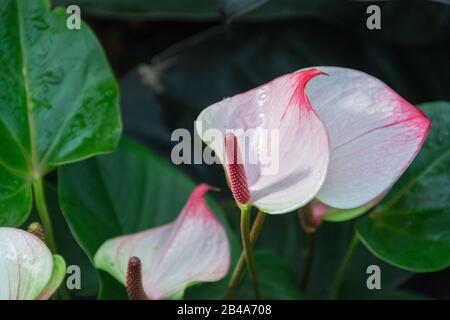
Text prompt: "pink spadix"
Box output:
[[224, 132, 250, 206]]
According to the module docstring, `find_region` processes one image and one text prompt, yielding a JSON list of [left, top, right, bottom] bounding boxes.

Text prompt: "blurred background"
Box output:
[[52, 0, 450, 299]]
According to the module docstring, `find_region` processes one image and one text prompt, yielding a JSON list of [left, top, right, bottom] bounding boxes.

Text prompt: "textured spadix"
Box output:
[[224, 132, 251, 206], [94, 184, 230, 300], [0, 228, 65, 300], [196, 67, 430, 213]]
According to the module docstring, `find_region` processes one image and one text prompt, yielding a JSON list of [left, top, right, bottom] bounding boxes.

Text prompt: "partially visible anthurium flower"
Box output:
[[94, 184, 231, 300], [0, 227, 66, 300], [196, 67, 431, 214]]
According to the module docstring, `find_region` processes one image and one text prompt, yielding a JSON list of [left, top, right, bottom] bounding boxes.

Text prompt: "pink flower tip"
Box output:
[[191, 183, 214, 198], [292, 68, 328, 108]]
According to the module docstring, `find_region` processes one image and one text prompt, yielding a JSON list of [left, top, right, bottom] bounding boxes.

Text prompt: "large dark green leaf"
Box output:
[[53, 0, 219, 20], [0, 0, 121, 226], [311, 223, 412, 299], [218, 0, 267, 20], [338, 283, 430, 300], [151, 20, 450, 135], [119, 68, 171, 152], [357, 102, 450, 272], [233, 0, 450, 45], [251, 213, 411, 299], [58, 137, 240, 299], [53, 0, 450, 45], [235, 250, 301, 300]]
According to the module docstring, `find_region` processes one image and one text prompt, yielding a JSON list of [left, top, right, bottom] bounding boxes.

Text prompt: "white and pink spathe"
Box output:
[[196, 67, 431, 214], [94, 184, 231, 300]]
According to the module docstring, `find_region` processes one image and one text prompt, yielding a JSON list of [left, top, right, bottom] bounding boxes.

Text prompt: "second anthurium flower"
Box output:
[[196, 67, 431, 214], [94, 184, 230, 300]]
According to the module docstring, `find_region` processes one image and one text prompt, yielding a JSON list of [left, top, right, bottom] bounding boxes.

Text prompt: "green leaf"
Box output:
[[97, 270, 127, 300], [119, 70, 171, 150], [254, 213, 411, 299], [218, 0, 268, 20], [357, 102, 450, 272], [338, 282, 430, 300], [26, 184, 99, 297], [152, 20, 450, 135], [237, 0, 450, 46], [0, 186, 32, 226], [235, 250, 301, 300], [58, 137, 240, 299], [0, 0, 121, 226], [53, 0, 450, 45], [53, 0, 219, 20]]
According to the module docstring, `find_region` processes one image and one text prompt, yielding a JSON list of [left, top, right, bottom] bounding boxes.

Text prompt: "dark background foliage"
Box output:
[[50, 0, 450, 299]]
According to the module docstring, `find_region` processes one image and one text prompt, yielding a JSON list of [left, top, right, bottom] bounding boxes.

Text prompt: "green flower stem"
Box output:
[[33, 178, 70, 300], [32, 177, 57, 253], [240, 206, 263, 299], [298, 203, 316, 291], [224, 210, 266, 299], [330, 233, 360, 300], [300, 231, 316, 291]]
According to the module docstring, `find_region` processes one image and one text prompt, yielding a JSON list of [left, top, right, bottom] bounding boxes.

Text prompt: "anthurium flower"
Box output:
[[94, 184, 230, 300], [196, 67, 431, 214], [0, 227, 66, 300]]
